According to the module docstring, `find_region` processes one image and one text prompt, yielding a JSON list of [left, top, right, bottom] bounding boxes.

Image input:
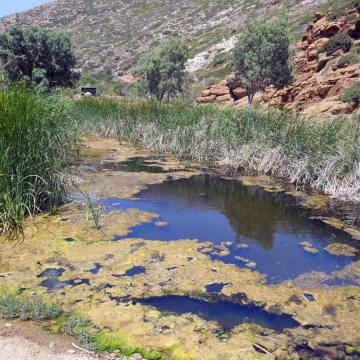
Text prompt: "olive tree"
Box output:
[[0, 26, 79, 89], [135, 38, 189, 101], [234, 18, 292, 105]]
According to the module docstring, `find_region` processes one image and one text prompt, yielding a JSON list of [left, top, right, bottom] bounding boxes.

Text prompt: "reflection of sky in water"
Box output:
[[103, 175, 359, 284]]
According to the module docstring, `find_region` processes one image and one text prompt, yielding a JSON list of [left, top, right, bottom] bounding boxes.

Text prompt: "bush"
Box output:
[[319, 33, 352, 55], [340, 82, 360, 102], [337, 52, 359, 66], [0, 86, 79, 238], [0, 294, 61, 320]]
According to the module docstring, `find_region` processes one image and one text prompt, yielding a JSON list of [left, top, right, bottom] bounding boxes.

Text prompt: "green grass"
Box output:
[[0, 86, 79, 239], [71, 97, 360, 201]]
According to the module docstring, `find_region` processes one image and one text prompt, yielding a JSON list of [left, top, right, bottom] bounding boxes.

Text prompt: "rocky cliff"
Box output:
[[197, 5, 360, 115]]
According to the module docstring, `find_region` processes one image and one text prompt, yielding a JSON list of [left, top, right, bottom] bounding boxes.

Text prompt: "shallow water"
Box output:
[[104, 174, 359, 283], [132, 295, 300, 332]]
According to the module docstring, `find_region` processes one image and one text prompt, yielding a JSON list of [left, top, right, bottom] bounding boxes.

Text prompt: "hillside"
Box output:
[[197, 3, 360, 115], [0, 0, 330, 82]]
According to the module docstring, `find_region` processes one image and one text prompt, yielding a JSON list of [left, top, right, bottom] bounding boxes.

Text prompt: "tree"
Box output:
[[233, 17, 292, 105], [135, 38, 189, 101], [0, 26, 79, 89]]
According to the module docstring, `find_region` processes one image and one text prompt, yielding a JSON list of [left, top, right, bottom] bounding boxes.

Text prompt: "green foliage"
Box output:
[[319, 33, 352, 56], [135, 38, 189, 101], [233, 17, 292, 104], [0, 294, 61, 320], [337, 52, 359, 66], [340, 82, 360, 102], [0, 86, 79, 238], [0, 26, 79, 89]]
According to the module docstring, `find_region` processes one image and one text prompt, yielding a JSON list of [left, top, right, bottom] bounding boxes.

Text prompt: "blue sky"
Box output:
[[0, 0, 50, 17]]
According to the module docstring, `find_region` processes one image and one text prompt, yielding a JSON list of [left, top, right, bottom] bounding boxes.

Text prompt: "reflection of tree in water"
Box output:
[[150, 175, 325, 250]]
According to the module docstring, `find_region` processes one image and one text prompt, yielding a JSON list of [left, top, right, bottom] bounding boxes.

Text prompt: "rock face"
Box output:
[[197, 5, 360, 115]]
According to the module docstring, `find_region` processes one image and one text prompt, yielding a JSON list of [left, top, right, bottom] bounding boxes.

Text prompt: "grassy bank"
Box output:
[[72, 97, 360, 201], [0, 87, 78, 238]]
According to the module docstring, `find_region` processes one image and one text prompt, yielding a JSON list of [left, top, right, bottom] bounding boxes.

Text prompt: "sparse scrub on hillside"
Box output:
[[71, 98, 360, 201], [319, 33, 352, 56], [337, 52, 359, 66], [341, 82, 360, 103], [0, 86, 79, 239]]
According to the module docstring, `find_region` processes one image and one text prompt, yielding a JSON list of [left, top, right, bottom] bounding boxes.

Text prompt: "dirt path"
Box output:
[[0, 319, 105, 360]]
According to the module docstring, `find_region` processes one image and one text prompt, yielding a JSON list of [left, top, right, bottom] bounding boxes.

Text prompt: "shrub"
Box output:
[[337, 52, 359, 66], [0, 294, 61, 320], [340, 82, 360, 102], [319, 33, 352, 56]]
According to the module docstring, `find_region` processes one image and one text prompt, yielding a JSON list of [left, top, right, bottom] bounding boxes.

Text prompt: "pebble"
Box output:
[[67, 349, 76, 354], [48, 342, 55, 349], [4, 323, 12, 328]]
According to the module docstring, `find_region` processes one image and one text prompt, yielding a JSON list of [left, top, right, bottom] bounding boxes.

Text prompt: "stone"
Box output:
[[208, 85, 229, 96], [232, 87, 247, 99], [316, 54, 334, 72], [307, 49, 318, 61], [197, 95, 216, 103], [319, 22, 340, 37], [317, 84, 332, 98], [216, 93, 232, 102], [314, 12, 325, 21]]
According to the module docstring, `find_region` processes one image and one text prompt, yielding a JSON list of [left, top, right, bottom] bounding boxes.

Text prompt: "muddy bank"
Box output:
[[0, 136, 359, 360]]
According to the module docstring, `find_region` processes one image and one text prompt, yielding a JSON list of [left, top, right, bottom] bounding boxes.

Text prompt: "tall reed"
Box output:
[[72, 98, 360, 201], [0, 86, 78, 238]]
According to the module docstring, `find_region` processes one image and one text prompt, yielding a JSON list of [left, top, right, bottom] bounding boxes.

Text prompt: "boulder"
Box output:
[[319, 22, 340, 37], [197, 95, 216, 103], [232, 87, 247, 99], [208, 85, 229, 96], [216, 93, 232, 102]]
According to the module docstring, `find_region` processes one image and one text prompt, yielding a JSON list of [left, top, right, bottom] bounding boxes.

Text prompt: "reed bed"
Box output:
[[0, 86, 78, 238], [72, 98, 360, 201]]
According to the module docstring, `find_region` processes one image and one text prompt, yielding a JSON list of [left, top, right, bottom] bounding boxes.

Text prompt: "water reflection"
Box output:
[[104, 175, 359, 283]]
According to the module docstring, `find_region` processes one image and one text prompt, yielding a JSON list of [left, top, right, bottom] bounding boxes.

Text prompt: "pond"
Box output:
[[103, 174, 359, 284]]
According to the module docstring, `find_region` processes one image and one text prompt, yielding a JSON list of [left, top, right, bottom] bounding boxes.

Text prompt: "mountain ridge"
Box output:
[[0, 0, 329, 81]]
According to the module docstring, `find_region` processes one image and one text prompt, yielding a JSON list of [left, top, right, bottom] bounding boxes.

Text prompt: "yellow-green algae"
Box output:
[[0, 137, 359, 359]]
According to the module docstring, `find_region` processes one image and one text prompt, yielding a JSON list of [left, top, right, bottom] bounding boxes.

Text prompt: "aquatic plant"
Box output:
[[76, 187, 103, 230], [71, 98, 360, 201], [0, 86, 78, 238], [0, 293, 62, 320]]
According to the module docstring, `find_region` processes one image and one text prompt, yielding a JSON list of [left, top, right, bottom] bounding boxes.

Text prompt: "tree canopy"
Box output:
[[233, 17, 292, 104], [0, 26, 79, 89], [135, 38, 189, 101]]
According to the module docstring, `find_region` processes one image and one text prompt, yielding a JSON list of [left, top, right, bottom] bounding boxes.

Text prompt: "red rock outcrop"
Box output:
[[197, 5, 360, 115]]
